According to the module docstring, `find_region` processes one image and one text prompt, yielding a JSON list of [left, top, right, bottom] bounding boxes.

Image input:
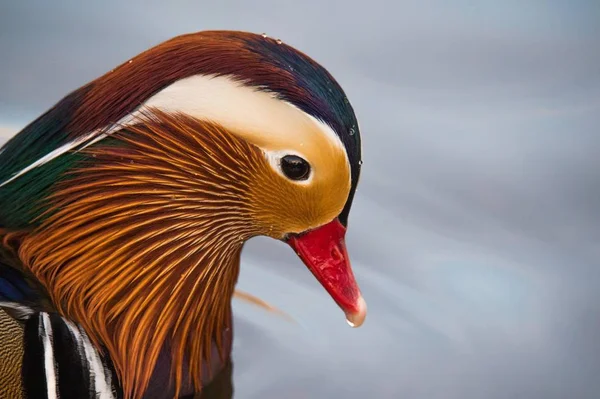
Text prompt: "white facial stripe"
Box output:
[[0, 134, 95, 187], [140, 74, 346, 155], [0, 74, 348, 187]]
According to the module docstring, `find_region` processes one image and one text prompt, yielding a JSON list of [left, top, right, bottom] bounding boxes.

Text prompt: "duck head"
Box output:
[[1, 31, 364, 398], [134, 66, 366, 327]]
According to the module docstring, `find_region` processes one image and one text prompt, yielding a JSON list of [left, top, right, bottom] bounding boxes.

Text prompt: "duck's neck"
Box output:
[[21, 223, 245, 399], [143, 311, 235, 399], [16, 114, 265, 399]]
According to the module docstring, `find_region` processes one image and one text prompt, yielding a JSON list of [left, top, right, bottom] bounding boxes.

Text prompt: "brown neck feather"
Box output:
[[17, 112, 264, 399]]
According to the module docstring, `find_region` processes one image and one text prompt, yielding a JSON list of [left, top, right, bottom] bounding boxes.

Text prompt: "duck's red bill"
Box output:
[[286, 218, 366, 327]]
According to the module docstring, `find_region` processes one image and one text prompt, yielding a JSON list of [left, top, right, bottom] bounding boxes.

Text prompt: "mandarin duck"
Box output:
[[0, 30, 365, 399]]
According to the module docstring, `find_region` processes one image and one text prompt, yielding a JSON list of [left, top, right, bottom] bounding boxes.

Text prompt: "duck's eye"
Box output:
[[280, 155, 311, 181]]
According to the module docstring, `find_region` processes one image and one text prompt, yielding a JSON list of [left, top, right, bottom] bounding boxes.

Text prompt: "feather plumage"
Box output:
[[17, 113, 255, 397], [0, 30, 363, 399]]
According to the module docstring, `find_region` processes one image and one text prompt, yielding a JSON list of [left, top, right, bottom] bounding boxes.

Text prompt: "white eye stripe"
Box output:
[[1, 73, 348, 187]]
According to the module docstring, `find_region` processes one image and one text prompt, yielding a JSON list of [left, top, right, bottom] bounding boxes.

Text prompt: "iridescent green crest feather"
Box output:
[[0, 90, 91, 228]]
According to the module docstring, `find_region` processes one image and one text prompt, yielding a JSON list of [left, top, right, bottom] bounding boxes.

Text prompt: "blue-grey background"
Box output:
[[1, 1, 600, 398]]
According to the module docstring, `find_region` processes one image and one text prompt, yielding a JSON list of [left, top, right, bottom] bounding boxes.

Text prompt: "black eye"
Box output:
[[280, 155, 311, 181]]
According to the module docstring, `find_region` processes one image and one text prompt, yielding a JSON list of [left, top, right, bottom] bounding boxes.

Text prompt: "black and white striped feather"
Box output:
[[20, 310, 119, 399]]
